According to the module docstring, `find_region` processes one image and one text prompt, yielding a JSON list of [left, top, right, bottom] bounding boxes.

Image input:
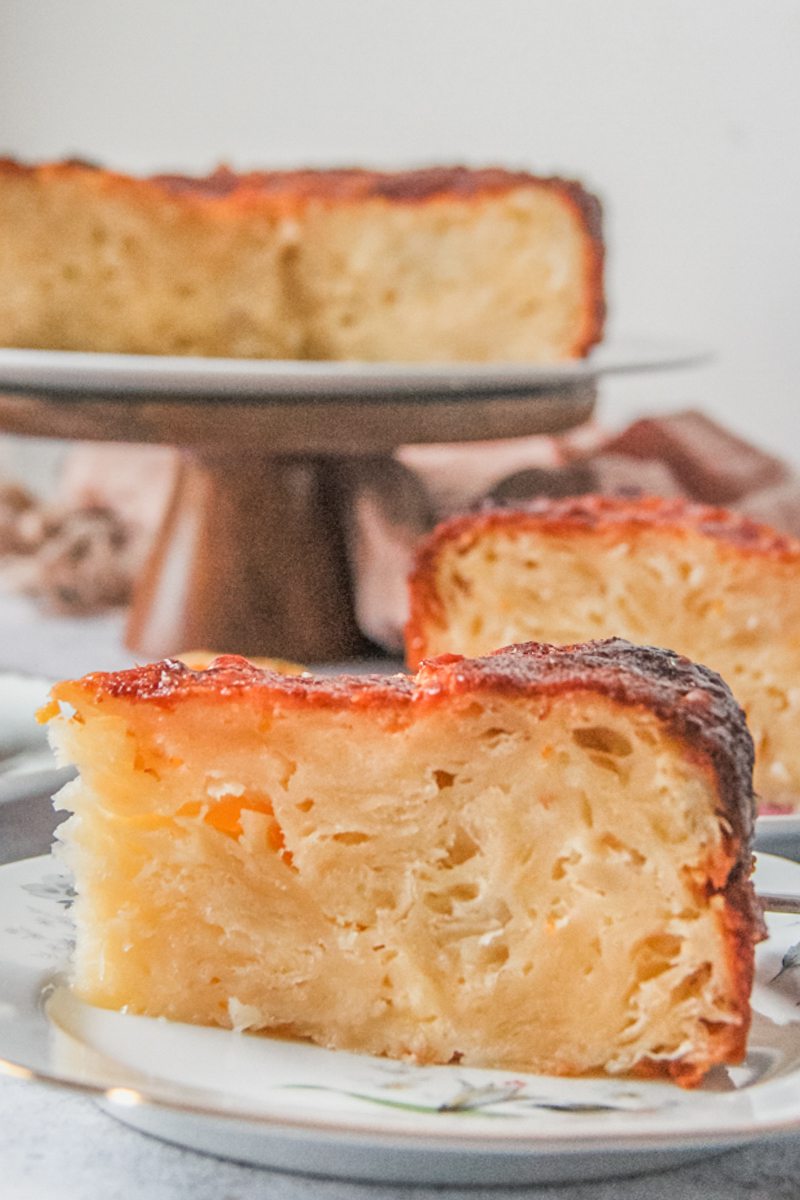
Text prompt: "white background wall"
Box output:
[[0, 0, 798, 460]]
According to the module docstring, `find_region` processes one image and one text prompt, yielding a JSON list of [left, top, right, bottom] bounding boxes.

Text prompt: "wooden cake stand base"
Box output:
[[0, 384, 596, 662]]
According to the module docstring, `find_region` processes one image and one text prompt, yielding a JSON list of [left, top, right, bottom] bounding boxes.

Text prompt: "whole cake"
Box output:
[[406, 494, 800, 808], [0, 159, 604, 362], [44, 640, 761, 1087]]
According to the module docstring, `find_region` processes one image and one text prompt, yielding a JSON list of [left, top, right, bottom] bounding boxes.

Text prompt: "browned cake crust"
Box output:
[[0, 157, 601, 216], [65, 639, 758, 858], [0, 158, 605, 360]]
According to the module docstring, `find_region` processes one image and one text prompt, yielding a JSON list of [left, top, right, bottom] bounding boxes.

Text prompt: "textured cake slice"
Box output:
[[45, 641, 761, 1087], [0, 159, 604, 362], [407, 495, 800, 808]]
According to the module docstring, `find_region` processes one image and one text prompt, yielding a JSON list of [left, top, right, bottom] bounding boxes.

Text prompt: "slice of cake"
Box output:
[[0, 160, 604, 362], [44, 641, 762, 1087], [407, 495, 800, 809]]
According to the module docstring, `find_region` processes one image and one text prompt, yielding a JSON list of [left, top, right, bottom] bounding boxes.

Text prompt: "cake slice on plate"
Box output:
[[44, 639, 761, 1087]]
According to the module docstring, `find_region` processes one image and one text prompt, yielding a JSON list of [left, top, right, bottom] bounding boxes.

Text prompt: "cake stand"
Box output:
[[0, 341, 707, 662]]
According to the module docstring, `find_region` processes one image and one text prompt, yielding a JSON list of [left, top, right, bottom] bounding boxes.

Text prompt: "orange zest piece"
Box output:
[[36, 699, 60, 725]]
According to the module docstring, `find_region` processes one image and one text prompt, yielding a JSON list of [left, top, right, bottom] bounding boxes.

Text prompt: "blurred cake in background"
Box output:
[[0, 160, 604, 362], [347, 410, 800, 652]]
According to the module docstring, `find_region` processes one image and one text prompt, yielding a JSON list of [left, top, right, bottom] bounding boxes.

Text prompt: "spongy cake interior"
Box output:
[[51, 675, 745, 1082]]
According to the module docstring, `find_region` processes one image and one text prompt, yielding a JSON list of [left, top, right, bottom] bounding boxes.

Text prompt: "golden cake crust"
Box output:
[[53, 639, 758, 859]]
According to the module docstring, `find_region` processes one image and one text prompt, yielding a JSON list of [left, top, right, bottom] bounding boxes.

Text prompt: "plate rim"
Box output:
[[0, 337, 711, 400], [2, 851, 800, 1157]]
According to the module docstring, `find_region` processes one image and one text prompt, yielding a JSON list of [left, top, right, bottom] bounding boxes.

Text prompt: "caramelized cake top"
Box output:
[[413, 494, 800, 565], [49, 638, 756, 858], [0, 157, 602, 218]]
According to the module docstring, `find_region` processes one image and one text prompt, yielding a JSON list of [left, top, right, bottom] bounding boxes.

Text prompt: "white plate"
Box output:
[[0, 337, 708, 400], [2, 852, 800, 1185]]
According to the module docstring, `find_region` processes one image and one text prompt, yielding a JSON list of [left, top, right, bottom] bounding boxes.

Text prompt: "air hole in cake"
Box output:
[[442, 825, 479, 867], [424, 891, 455, 915], [469, 616, 484, 638], [479, 942, 510, 969], [433, 769, 456, 790], [633, 933, 683, 984], [573, 726, 633, 757], [599, 833, 645, 866], [479, 726, 514, 750], [671, 963, 712, 1005], [296, 798, 315, 812], [587, 752, 629, 780], [331, 831, 370, 845], [551, 848, 582, 880], [450, 883, 479, 902]]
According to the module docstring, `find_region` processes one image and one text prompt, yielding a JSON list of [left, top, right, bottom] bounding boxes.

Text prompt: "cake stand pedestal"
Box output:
[[0, 383, 596, 662]]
